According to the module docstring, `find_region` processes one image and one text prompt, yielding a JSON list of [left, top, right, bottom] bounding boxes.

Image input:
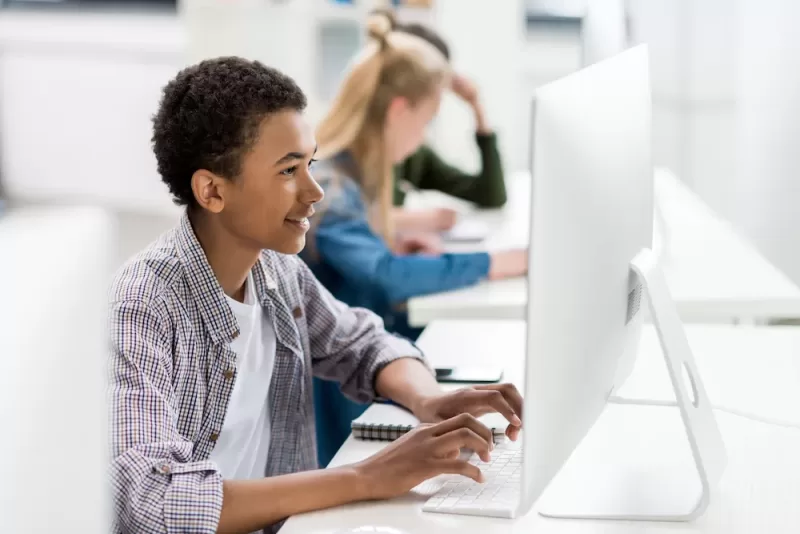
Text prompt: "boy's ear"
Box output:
[[191, 170, 227, 213]]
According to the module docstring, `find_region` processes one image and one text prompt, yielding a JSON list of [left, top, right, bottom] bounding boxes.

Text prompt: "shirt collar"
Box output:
[[174, 211, 278, 345]]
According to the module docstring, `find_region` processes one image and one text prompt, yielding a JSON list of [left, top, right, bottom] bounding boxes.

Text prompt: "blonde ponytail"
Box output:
[[316, 9, 449, 246], [366, 9, 394, 47], [316, 10, 393, 160]]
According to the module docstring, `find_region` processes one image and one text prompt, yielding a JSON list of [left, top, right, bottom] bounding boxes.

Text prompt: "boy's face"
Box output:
[[204, 109, 323, 255]]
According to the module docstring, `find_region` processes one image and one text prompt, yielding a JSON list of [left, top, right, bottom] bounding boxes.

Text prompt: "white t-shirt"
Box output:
[[209, 273, 277, 480]]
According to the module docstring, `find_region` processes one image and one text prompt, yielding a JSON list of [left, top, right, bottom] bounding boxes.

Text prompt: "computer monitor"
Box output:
[[0, 206, 114, 532], [581, 0, 630, 66], [517, 45, 725, 520]]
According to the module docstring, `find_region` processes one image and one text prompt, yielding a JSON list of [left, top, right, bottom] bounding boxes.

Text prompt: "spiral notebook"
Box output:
[[351, 403, 507, 442]]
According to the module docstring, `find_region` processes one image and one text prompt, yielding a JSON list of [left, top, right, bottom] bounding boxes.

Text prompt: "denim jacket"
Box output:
[[301, 155, 490, 336]]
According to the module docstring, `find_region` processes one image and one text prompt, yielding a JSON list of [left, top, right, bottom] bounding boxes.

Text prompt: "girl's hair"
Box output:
[[370, 7, 451, 61], [315, 10, 450, 244]]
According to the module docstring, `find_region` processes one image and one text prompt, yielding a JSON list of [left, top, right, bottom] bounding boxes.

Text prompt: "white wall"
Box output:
[[423, 0, 528, 174], [182, 0, 320, 118], [625, 0, 800, 285], [736, 0, 800, 285], [627, 0, 737, 206], [0, 12, 185, 216]]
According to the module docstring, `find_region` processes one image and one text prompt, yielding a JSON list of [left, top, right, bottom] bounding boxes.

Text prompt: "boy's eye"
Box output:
[[280, 159, 316, 176]]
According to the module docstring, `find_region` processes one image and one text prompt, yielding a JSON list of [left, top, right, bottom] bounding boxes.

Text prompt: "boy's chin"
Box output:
[[268, 236, 306, 256]]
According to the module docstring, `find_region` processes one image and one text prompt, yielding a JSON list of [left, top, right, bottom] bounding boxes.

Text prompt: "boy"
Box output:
[[108, 57, 523, 534]]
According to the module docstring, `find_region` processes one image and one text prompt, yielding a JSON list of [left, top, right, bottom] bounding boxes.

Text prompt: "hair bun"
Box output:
[[366, 10, 395, 47]]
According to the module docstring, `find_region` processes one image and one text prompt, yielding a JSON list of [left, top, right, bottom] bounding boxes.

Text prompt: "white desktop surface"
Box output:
[[281, 322, 800, 534], [406, 169, 800, 326]]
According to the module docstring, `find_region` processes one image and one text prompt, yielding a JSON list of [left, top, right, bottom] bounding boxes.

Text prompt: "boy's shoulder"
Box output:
[[109, 223, 315, 320], [109, 228, 184, 306]]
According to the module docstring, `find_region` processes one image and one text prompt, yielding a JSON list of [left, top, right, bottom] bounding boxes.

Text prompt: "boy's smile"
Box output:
[[192, 109, 323, 256]]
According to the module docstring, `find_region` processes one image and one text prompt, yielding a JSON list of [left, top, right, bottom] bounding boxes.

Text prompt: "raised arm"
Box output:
[[409, 134, 506, 208], [398, 73, 506, 208]]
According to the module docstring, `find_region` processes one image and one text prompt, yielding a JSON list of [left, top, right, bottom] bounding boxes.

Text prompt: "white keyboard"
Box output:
[[422, 440, 522, 518]]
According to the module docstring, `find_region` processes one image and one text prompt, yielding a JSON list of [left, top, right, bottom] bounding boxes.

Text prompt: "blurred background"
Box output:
[[2, 2, 800, 530], [0, 0, 798, 285]]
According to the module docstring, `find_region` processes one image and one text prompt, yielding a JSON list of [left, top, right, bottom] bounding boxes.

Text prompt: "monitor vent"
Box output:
[[626, 283, 643, 324]]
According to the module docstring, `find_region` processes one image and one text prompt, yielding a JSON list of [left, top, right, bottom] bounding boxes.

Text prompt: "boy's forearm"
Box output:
[[375, 358, 441, 416], [217, 466, 368, 534]]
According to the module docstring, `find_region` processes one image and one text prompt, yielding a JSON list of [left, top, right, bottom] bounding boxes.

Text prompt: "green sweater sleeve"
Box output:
[[394, 132, 507, 208]]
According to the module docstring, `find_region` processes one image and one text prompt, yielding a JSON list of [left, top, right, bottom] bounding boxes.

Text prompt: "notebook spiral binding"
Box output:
[[351, 422, 413, 442]]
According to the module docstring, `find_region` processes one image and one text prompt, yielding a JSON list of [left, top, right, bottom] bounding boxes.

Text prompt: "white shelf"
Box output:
[[0, 10, 185, 57]]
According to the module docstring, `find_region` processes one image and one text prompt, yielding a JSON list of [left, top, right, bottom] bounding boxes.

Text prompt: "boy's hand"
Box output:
[[412, 384, 523, 441], [353, 414, 493, 500]]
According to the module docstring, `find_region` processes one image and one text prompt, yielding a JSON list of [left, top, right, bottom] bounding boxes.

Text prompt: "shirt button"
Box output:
[[209, 432, 219, 443], [223, 369, 234, 380], [157, 463, 171, 474], [292, 307, 303, 319]]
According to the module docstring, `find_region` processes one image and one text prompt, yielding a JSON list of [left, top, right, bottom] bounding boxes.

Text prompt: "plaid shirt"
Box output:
[[108, 212, 424, 534]]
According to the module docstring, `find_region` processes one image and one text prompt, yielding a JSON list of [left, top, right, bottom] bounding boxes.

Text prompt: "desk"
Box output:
[[282, 322, 800, 534], [406, 169, 800, 326]]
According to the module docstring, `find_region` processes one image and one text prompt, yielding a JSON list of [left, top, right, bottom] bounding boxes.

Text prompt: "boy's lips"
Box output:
[[285, 208, 315, 222], [284, 209, 314, 231]]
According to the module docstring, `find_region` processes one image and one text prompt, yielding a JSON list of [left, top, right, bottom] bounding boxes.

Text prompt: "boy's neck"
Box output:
[[188, 209, 261, 303]]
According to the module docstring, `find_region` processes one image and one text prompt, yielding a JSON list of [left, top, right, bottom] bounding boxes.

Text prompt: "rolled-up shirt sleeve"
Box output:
[[294, 256, 432, 404], [109, 298, 223, 534]]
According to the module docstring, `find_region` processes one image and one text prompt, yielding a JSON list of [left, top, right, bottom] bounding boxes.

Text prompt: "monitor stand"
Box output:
[[536, 248, 727, 522]]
